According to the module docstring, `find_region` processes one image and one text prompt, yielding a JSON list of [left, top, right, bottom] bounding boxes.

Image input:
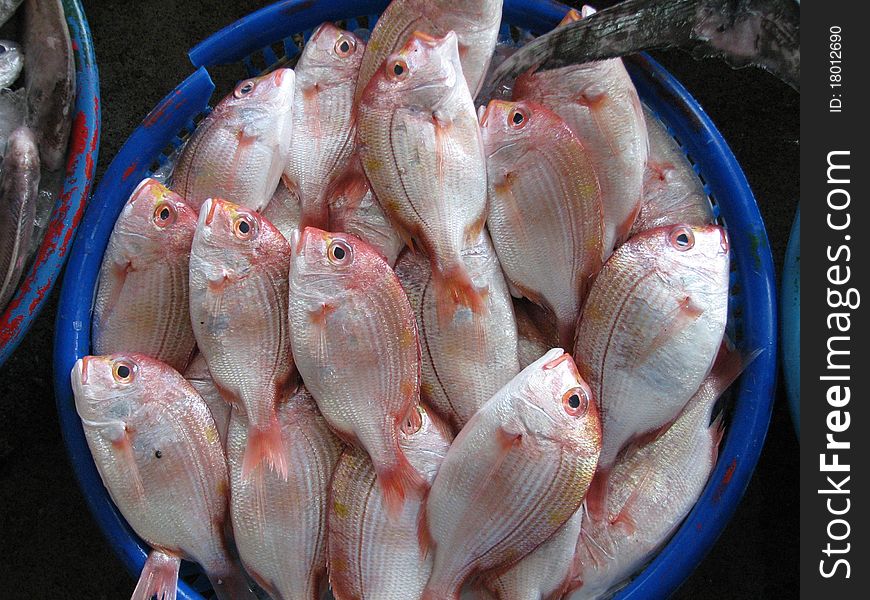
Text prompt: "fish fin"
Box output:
[[708, 342, 763, 399], [327, 170, 370, 222], [242, 417, 288, 481], [420, 586, 460, 600], [631, 295, 704, 368], [610, 506, 638, 536], [104, 422, 145, 501], [432, 263, 488, 323], [417, 486, 435, 558], [463, 213, 487, 248], [377, 449, 427, 518], [559, 8, 583, 26], [584, 469, 610, 522], [710, 411, 726, 464], [206, 559, 258, 600], [131, 550, 180, 600]]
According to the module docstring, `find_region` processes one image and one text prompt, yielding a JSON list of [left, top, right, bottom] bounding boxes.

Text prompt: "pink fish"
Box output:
[[288, 227, 425, 514]]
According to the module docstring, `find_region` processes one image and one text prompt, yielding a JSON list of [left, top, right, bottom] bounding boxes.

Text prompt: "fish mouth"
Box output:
[[290, 228, 303, 254], [479, 100, 511, 128], [407, 30, 456, 50], [203, 198, 219, 226], [543, 351, 582, 382], [71, 356, 89, 390], [128, 178, 157, 206], [718, 227, 730, 254]]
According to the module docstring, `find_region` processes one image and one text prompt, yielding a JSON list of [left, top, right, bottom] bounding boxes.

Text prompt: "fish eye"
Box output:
[[0, 45, 6, 55], [562, 386, 589, 417], [328, 239, 353, 265], [509, 108, 527, 129], [388, 58, 408, 80], [112, 360, 135, 384], [401, 406, 424, 435], [233, 214, 256, 240], [669, 226, 695, 251], [334, 35, 356, 57], [153, 202, 176, 227], [234, 80, 256, 98]]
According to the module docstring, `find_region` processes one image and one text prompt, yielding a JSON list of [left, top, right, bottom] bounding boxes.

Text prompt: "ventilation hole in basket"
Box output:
[[291, 32, 305, 52], [356, 15, 370, 30], [510, 25, 523, 43], [335, 19, 348, 30], [248, 51, 267, 73], [176, 127, 191, 141]]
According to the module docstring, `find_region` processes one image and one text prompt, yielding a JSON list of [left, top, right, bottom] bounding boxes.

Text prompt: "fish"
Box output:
[[92, 179, 198, 373], [228, 385, 343, 600], [481, 508, 584, 600], [0, 40, 23, 88], [189, 198, 295, 480], [572, 224, 729, 516], [0, 0, 22, 28], [287, 227, 425, 515], [284, 23, 364, 230], [480, 98, 604, 347], [262, 175, 302, 243], [327, 155, 404, 267], [329, 404, 453, 600], [0, 88, 26, 157], [23, 0, 75, 171], [354, 0, 503, 101], [419, 348, 601, 600], [482, 0, 800, 95], [0, 126, 40, 312], [630, 106, 714, 235], [513, 300, 558, 370], [511, 6, 648, 256], [395, 231, 520, 431], [70, 353, 257, 600], [184, 353, 231, 451], [357, 31, 488, 320], [172, 69, 295, 212], [569, 347, 751, 599]]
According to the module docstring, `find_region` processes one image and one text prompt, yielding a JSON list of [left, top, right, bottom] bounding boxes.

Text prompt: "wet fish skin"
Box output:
[[480, 98, 604, 348], [0, 126, 40, 311], [189, 198, 294, 481], [184, 352, 231, 451], [420, 348, 601, 600], [24, 0, 75, 171], [396, 231, 520, 432], [71, 353, 256, 600], [0, 40, 23, 88], [288, 226, 425, 515], [573, 224, 729, 491], [172, 69, 295, 212], [327, 155, 404, 267], [569, 347, 748, 599], [630, 106, 714, 235], [228, 386, 343, 600], [285, 23, 364, 231], [358, 30, 488, 320], [329, 404, 453, 600], [354, 0, 503, 102], [512, 7, 647, 256], [92, 179, 198, 373]]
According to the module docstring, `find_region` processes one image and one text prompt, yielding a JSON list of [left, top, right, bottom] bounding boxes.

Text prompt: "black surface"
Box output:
[[0, 1, 799, 598]]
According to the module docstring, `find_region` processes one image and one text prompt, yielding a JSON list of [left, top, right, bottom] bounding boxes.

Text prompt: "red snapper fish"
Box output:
[[71, 353, 255, 600], [172, 69, 295, 211], [189, 199, 294, 480], [93, 179, 197, 372], [420, 349, 601, 600], [513, 6, 648, 256], [358, 31, 488, 320], [288, 227, 425, 514], [285, 23, 364, 230], [354, 0, 503, 101]]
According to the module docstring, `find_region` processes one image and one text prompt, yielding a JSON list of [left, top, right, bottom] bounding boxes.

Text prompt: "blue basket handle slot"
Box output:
[[53, 66, 216, 600], [188, 0, 389, 68]]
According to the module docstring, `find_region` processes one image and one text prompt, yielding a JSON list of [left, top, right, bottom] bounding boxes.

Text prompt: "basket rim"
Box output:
[[53, 2, 777, 599], [0, 0, 101, 366]]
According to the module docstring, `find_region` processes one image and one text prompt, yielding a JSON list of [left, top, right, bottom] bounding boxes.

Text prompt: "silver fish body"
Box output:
[[396, 231, 520, 431], [0, 40, 23, 88], [228, 386, 343, 600], [0, 126, 39, 311]]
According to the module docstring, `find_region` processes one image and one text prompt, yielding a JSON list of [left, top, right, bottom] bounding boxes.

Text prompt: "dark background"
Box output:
[[0, 1, 799, 598]]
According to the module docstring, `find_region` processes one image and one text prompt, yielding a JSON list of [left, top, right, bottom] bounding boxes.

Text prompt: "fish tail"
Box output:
[[242, 416, 288, 481], [377, 449, 427, 518], [432, 262, 487, 323], [131, 550, 180, 600], [206, 559, 258, 600]]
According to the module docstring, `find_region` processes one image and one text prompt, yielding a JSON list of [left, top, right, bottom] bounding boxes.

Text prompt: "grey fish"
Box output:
[[24, 0, 76, 171], [483, 0, 800, 98], [0, 126, 40, 311], [0, 40, 23, 88], [0, 0, 23, 28]]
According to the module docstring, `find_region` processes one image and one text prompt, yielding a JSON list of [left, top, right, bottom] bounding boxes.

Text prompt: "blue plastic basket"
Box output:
[[53, 1, 777, 598], [781, 206, 799, 438], [0, 0, 100, 366]]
